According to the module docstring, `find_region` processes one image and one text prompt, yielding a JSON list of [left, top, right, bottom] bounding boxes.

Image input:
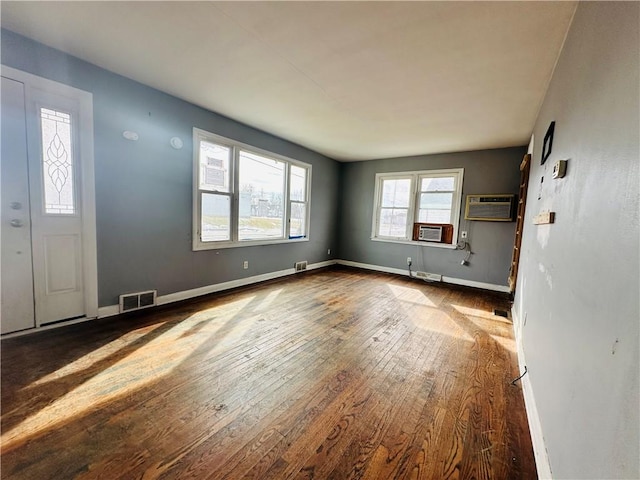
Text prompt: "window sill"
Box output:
[[193, 236, 309, 251], [371, 237, 458, 249]]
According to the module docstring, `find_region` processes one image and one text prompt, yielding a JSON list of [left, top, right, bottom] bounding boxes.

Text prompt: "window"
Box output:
[[40, 107, 76, 214], [193, 128, 311, 250], [372, 168, 464, 246], [378, 177, 411, 237]]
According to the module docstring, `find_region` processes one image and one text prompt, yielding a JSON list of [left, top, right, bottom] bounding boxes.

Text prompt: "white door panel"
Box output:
[[27, 89, 85, 324], [1, 77, 35, 334], [41, 233, 84, 321], [43, 234, 81, 293]]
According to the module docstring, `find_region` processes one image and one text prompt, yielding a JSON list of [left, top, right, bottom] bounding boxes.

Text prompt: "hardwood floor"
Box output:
[[1, 267, 536, 479]]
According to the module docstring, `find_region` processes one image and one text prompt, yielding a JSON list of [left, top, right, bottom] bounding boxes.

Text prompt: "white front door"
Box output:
[[29, 89, 86, 323], [1, 67, 97, 334], [1, 77, 35, 334]]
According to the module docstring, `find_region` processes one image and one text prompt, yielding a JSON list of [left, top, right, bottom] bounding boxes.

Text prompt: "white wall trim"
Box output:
[[338, 260, 408, 277], [336, 260, 510, 293], [97, 305, 120, 318], [0, 316, 99, 339], [96, 260, 337, 319], [512, 307, 553, 480], [443, 275, 510, 293]]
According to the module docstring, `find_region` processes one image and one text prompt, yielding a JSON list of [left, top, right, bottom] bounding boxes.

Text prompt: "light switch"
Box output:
[[533, 212, 555, 225]]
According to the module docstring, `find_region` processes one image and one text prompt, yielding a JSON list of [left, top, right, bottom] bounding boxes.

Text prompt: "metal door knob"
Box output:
[[10, 219, 23, 227]]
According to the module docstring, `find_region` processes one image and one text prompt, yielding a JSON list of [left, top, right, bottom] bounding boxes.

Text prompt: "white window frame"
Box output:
[[193, 128, 311, 251], [371, 168, 464, 249]]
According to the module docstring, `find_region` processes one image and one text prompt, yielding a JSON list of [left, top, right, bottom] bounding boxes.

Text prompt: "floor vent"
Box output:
[[294, 261, 308, 272], [119, 290, 157, 313]]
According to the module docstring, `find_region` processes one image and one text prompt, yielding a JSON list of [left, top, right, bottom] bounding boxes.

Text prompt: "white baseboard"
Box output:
[[0, 316, 99, 339], [338, 260, 407, 276], [97, 260, 337, 319], [512, 307, 553, 480], [336, 260, 510, 293], [97, 305, 119, 318]]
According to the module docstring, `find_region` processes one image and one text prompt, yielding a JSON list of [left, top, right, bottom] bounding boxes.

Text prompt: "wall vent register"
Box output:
[[119, 290, 157, 313]]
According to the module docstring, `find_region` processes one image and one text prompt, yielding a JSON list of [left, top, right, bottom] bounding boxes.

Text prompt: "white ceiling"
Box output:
[[1, 1, 577, 161]]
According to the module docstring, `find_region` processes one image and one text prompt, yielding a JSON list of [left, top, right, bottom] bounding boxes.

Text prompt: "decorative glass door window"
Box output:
[[40, 107, 75, 215]]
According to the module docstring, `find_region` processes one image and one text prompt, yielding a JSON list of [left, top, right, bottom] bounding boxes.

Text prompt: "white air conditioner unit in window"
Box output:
[[465, 194, 515, 221], [413, 223, 453, 243], [418, 225, 443, 242]]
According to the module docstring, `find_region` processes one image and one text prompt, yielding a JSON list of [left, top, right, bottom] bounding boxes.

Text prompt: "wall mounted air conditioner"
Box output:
[[465, 194, 515, 221]]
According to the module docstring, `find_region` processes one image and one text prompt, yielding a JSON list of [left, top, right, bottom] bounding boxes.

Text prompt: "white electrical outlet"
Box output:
[[243, 260, 249, 269], [461, 231, 468, 239], [407, 257, 412, 265]]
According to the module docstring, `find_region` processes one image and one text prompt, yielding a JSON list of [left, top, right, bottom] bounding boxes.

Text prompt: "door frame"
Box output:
[[2, 65, 98, 325]]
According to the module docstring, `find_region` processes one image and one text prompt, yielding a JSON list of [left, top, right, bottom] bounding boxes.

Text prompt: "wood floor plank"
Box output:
[[1, 267, 536, 479]]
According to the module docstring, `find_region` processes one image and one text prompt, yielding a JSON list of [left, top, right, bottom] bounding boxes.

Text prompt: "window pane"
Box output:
[[419, 192, 453, 223], [420, 192, 453, 209], [201, 193, 230, 241], [418, 209, 451, 224], [290, 202, 306, 237], [421, 176, 455, 192], [290, 165, 306, 202], [378, 208, 408, 237], [40, 107, 75, 214], [239, 151, 285, 240], [199, 141, 230, 192], [381, 178, 411, 208]]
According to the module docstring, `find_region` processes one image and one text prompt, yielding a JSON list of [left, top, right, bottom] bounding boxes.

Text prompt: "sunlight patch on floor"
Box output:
[[253, 289, 283, 312], [386, 285, 472, 340], [490, 334, 516, 352], [410, 308, 474, 341], [386, 283, 437, 307], [1, 295, 257, 450], [451, 305, 516, 352], [26, 324, 164, 389], [451, 304, 512, 324]]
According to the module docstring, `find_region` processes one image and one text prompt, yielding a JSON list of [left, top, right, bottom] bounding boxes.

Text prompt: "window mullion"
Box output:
[[231, 146, 239, 242], [197, 189, 203, 242], [285, 163, 291, 239], [407, 175, 418, 239]]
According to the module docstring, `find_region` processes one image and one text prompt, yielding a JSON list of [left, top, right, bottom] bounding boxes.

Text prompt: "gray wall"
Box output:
[[339, 147, 525, 287], [514, 3, 639, 479], [1, 30, 340, 307]]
